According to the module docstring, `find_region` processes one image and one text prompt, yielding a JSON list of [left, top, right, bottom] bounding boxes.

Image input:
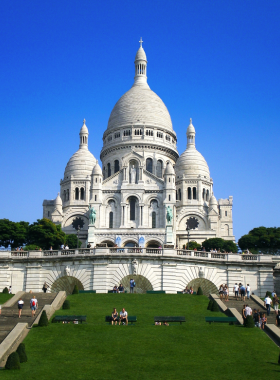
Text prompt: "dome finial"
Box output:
[[83, 118, 86, 124], [139, 37, 143, 48], [190, 118, 192, 125]]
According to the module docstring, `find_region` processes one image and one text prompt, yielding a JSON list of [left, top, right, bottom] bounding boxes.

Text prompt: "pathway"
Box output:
[[0, 292, 57, 343]]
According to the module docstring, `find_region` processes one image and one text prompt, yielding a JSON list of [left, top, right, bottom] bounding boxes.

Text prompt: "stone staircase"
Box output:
[[0, 292, 57, 344], [221, 296, 278, 325]]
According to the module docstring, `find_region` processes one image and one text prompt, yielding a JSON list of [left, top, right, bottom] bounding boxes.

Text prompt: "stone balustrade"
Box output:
[[0, 248, 278, 263]]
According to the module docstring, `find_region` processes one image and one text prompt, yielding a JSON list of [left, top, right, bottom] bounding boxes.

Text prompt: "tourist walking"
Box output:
[[261, 313, 267, 330], [42, 282, 49, 293], [245, 304, 252, 318], [233, 283, 239, 300], [240, 284, 246, 301], [130, 278, 135, 294], [219, 284, 224, 300], [8, 285, 12, 294], [276, 311, 280, 327], [264, 294, 272, 316], [253, 309, 260, 327], [273, 294, 279, 314], [30, 295, 38, 318], [18, 298, 24, 318], [246, 284, 251, 299], [224, 285, 229, 302]]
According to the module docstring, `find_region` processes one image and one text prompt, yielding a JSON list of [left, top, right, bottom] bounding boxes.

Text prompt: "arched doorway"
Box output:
[[51, 276, 84, 295], [120, 275, 153, 293], [124, 241, 138, 247], [146, 240, 161, 248], [186, 278, 218, 295], [100, 240, 115, 247]]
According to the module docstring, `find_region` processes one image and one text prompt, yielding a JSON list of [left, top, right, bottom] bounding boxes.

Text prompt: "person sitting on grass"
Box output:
[[113, 285, 119, 293], [111, 308, 118, 325], [119, 308, 128, 325], [189, 287, 194, 294], [118, 284, 124, 293], [183, 286, 189, 294]]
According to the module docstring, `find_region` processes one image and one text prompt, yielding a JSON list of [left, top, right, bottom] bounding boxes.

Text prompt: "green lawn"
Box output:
[[1, 294, 279, 379], [0, 294, 13, 305]]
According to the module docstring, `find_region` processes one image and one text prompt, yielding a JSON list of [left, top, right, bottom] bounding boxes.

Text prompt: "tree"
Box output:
[[27, 219, 65, 250], [197, 287, 203, 295], [5, 352, 20, 370], [38, 310, 49, 326], [202, 238, 238, 253], [238, 227, 280, 255], [0, 219, 29, 249], [72, 285, 79, 294], [16, 343, 27, 363], [65, 234, 82, 249], [188, 241, 201, 250]]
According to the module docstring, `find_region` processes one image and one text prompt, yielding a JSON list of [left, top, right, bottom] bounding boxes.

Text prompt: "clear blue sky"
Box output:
[[0, 0, 279, 242]]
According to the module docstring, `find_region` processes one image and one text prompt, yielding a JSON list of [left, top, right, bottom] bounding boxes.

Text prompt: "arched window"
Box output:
[[129, 197, 136, 221], [95, 178, 97, 183], [193, 187, 197, 200], [206, 190, 209, 201], [152, 211, 156, 228], [156, 160, 163, 178], [202, 188, 205, 200], [176, 190, 178, 200], [67, 189, 69, 201], [114, 160, 119, 173], [80, 188, 85, 200], [107, 163, 111, 177], [146, 158, 153, 173], [95, 195, 97, 201], [188, 187, 192, 200], [64, 190, 66, 201], [169, 195, 171, 201], [75, 188, 79, 200], [109, 212, 113, 228], [178, 188, 181, 201]]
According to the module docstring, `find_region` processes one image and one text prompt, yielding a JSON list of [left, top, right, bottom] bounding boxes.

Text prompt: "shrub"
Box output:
[[197, 287, 203, 296], [244, 315, 254, 328], [266, 291, 272, 298], [72, 285, 79, 295], [207, 299, 213, 310], [211, 301, 220, 312], [2, 287, 9, 294], [16, 343, 27, 363], [62, 300, 70, 310], [5, 352, 20, 370], [38, 310, 48, 327]]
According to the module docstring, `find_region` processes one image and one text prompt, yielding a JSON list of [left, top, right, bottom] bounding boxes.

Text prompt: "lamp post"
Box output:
[[186, 226, 190, 250], [77, 226, 80, 249]]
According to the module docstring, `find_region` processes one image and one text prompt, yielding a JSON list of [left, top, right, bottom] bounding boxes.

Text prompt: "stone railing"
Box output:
[[1, 248, 277, 263]]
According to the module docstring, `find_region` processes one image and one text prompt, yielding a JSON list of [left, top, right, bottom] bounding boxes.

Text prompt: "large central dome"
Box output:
[[106, 40, 174, 133], [107, 85, 173, 131]]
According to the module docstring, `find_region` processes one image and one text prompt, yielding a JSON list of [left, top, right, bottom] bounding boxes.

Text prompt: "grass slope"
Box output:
[[0, 294, 13, 305], [1, 294, 279, 379]]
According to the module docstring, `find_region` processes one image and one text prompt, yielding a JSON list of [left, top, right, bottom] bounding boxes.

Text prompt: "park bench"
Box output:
[[146, 290, 166, 294], [154, 316, 186, 325], [205, 317, 238, 325], [105, 315, 137, 324], [79, 290, 96, 293], [52, 315, 87, 324]]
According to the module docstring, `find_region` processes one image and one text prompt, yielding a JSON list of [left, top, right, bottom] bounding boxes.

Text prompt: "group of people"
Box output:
[[218, 284, 230, 301], [232, 283, 251, 301], [17, 295, 38, 318], [112, 284, 124, 293], [182, 286, 194, 294], [111, 308, 128, 325]]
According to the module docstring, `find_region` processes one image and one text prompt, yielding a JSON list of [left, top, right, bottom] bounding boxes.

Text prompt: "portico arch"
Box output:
[[120, 274, 153, 293], [186, 278, 218, 295], [51, 276, 84, 295], [100, 240, 115, 247]]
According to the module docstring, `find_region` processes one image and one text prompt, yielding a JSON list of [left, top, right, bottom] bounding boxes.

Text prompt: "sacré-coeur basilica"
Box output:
[[43, 40, 234, 248]]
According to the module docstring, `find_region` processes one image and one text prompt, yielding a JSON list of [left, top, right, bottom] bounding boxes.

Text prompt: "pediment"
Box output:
[[208, 208, 219, 216]]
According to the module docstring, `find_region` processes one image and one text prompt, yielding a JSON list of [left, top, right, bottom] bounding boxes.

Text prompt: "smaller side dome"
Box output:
[[54, 193, 62, 206], [92, 162, 102, 175], [209, 194, 217, 206], [164, 162, 175, 175]]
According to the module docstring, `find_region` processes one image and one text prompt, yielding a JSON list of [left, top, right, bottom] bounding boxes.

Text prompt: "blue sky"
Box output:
[[0, 0, 279, 242]]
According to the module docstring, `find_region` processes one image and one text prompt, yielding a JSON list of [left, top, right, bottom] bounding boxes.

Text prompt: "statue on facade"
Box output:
[[130, 165, 136, 184], [132, 259, 138, 275], [65, 266, 71, 276], [166, 206, 173, 224], [89, 205, 96, 225]]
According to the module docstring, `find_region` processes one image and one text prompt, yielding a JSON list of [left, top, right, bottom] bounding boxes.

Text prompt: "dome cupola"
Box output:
[[134, 38, 148, 86], [187, 118, 196, 148], [79, 119, 89, 150]]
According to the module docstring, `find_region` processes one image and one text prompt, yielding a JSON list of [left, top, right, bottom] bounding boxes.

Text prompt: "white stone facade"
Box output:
[[43, 41, 235, 248]]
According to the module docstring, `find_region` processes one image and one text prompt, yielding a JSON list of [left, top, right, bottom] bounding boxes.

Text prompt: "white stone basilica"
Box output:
[[43, 40, 234, 248]]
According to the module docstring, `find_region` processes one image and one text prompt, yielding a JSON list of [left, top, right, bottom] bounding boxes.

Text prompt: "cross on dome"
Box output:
[[190, 118, 192, 124], [139, 37, 143, 47], [83, 119, 86, 124]]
